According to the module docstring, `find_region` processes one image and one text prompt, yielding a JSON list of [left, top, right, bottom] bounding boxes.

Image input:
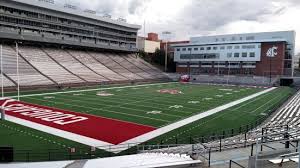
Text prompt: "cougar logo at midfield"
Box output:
[[266, 46, 278, 57]]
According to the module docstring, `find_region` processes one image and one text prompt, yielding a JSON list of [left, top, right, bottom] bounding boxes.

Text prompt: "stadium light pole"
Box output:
[[165, 41, 168, 72], [162, 31, 172, 72], [16, 42, 20, 101], [189, 49, 192, 77], [1, 44, 3, 98]]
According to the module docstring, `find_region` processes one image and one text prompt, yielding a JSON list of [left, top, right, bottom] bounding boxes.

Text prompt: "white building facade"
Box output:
[[173, 31, 296, 77]]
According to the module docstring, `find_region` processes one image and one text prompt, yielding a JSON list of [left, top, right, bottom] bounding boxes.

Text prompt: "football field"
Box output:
[[0, 82, 294, 161]]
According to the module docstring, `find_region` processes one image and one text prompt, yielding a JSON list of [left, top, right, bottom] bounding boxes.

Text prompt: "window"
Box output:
[[231, 37, 236, 41], [182, 48, 186, 51], [246, 36, 255, 40], [240, 37, 243, 40], [215, 38, 219, 42], [227, 53, 232, 58], [207, 47, 211, 50], [234, 46, 240, 49], [213, 46, 218, 50], [258, 45, 261, 48], [242, 45, 256, 49], [220, 46, 225, 50], [234, 53, 240, 58], [222, 38, 226, 41], [194, 48, 198, 51], [227, 46, 233, 49], [242, 52, 247, 57], [176, 48, 180, 51], [188, 48, 192, 51], [249, 52, 255, 57], [200, 47, 205, 50]]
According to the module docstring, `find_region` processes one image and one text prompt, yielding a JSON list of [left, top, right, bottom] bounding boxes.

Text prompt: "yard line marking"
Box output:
[[24, 97, 171, 123], [117, 87, 276, 151], [49, 91, 188, 118], [10, 82, 177, 98]]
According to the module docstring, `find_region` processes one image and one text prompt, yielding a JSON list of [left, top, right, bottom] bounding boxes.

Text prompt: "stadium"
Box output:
[[0, 0, 299, 168]]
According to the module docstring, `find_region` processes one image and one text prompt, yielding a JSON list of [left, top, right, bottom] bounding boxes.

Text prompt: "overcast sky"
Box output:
[[58, 0, 300, 53]]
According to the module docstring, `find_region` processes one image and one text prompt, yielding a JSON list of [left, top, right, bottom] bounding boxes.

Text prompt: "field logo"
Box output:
[[158, 89, 183, 95], [266, 46, 278, 57]]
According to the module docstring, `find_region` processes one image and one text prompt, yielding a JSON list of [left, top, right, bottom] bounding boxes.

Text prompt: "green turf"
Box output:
[[0, 83, 294, 161], [18, 83, 262, 127]]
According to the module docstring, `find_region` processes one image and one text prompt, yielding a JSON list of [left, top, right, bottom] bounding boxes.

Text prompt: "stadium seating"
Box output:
[[44, 48, 107, 83], [109, 53, 154, 79], [88, 52, 137, 80], [266, 90, 300, 128], [127, 54, 167, 78], [0, 45, 168, 88], [18, 46, 84, 85], [1, 45, 54, 86], [105, 53, 144, 80]]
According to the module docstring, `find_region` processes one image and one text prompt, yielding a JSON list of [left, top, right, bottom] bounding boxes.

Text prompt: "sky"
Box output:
[[57, 0, 300, 53]]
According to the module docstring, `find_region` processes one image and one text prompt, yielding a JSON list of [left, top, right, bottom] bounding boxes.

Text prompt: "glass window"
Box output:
[[194, 48, 198, 51], [207, 47, 211, 50], [176, 48, 180, 51], [246, 36, 255, 40], [213, 46, 218, 50], [240, 37, 243, 40], [227, 53, 232, 58], [227, 46, 233, 49], [234, 46, 240, 49], [200, 47, 205, 50], [220, 46, 225, 50], [242, 52, 247, 57], [188, 48, 192, 51], [234, 53, 240, 57], [182, 48, 186, 51], [249, 52, 255, 57]]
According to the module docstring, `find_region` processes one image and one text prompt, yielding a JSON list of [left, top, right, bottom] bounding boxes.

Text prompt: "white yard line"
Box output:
[[5, 115, 115, 150], [10, 82, 176, 98], [117, 87, 277, 150], [3, 86, 277, 153]]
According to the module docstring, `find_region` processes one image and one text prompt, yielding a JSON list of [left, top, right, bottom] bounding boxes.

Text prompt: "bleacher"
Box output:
[[1, 45, 54, 86], [105, 53, 144, 80], [265, 90, 300, 128], [19, 46, 82, 85], [114, 53, 154, 79], [0, 45, 167, 88], [88, 52, 135, 80], [128, 54, 167, 78], [44, 48, 107, 83]]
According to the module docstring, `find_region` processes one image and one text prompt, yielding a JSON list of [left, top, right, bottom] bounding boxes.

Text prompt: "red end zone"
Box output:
[[0, 99, 156, 145]]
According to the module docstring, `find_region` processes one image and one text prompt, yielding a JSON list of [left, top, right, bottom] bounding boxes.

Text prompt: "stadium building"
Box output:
[[0, 0, 141, 51], [173, 31, 296, 77], [0, 0, 167, 89]]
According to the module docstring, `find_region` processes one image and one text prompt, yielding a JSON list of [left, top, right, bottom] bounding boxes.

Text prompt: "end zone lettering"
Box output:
[[4, 103, 88, 125]]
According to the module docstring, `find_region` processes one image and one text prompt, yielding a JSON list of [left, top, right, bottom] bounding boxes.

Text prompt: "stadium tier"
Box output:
[[0, 45, 167, 88]]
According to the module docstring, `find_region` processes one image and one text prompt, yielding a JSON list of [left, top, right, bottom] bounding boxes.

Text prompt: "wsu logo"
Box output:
[[266, 46, 278, 57]]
